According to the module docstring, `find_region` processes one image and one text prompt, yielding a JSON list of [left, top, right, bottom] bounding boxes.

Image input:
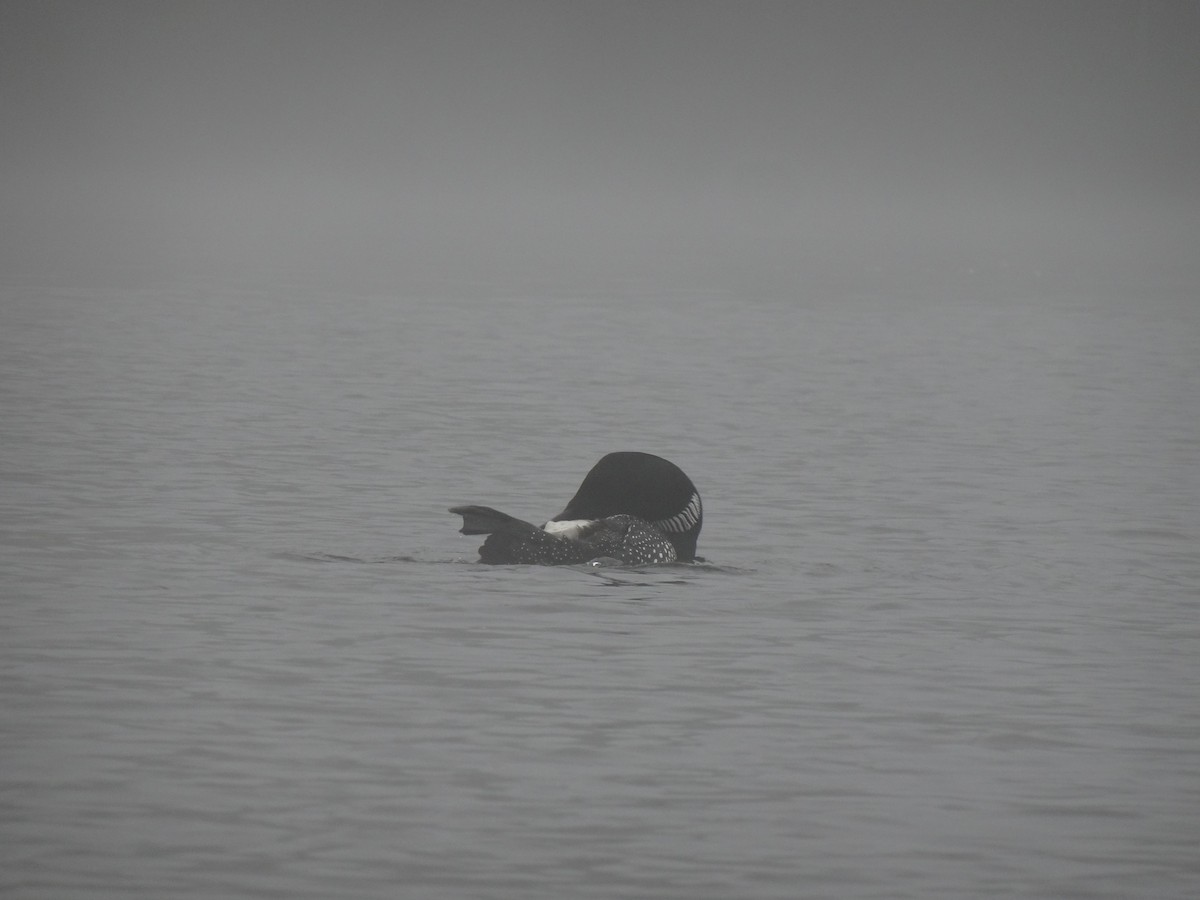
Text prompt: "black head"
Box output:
[[552, 451, 702, 561]]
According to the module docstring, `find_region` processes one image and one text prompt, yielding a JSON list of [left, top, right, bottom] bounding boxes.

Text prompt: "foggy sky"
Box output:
[[2, 0, 1197, 292]]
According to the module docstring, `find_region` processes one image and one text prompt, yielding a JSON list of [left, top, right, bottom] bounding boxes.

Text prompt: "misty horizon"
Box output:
[[3, 1, 1197, 293]]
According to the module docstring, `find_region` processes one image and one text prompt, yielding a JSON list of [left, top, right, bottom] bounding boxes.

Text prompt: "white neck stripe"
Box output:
[[655, 492, 701, 533]]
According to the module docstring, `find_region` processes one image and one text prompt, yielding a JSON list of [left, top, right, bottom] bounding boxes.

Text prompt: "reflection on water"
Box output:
[[2, 284, 1197, 899]]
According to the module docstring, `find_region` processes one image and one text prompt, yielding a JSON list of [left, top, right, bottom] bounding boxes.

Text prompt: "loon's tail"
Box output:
[[449, 505, 531, 536]]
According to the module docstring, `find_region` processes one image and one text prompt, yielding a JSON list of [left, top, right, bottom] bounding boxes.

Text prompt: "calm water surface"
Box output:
[[2, 282, 1197, 898]]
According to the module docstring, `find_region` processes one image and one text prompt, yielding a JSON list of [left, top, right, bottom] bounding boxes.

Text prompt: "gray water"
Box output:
[[2, 281, 1198, 899]]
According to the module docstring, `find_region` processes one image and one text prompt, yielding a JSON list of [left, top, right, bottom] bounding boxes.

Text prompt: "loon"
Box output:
[[450, 451, 702, 566]]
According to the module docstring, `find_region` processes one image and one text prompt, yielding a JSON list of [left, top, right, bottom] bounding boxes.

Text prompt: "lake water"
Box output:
[[2, 279, 1197, 899]]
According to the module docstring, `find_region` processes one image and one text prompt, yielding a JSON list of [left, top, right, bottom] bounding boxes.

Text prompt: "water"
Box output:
[[2, 280, 1198, 899]]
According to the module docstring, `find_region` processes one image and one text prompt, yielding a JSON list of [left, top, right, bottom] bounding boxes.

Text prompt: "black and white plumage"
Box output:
[[450, 452, 702, 566]]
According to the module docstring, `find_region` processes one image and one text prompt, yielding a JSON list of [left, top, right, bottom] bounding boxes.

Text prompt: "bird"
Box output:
[[450, 451, 702, 566]]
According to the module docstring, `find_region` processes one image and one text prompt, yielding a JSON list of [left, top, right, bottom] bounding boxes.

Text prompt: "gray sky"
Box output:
[[3, 0, 1197, 292]]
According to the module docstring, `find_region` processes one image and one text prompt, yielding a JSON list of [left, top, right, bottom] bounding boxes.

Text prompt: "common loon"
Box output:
[[450, 451, 702, 566]]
